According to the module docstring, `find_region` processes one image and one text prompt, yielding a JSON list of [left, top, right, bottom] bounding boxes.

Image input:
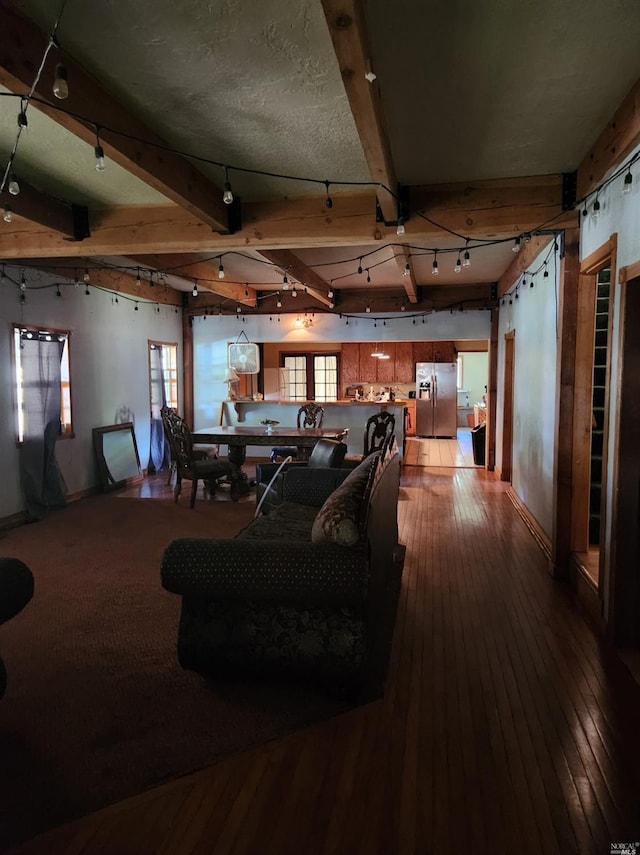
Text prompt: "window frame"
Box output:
[[11, 323, 74, 443], [280, 350, 340, 401], [148, 340, 179, 413]]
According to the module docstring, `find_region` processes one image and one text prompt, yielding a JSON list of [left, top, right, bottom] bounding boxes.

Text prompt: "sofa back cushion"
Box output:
[[311, 453, 380, 547]]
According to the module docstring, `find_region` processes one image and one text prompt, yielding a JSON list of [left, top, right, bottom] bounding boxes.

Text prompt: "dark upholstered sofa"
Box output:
[[161, 449, 402, 698]]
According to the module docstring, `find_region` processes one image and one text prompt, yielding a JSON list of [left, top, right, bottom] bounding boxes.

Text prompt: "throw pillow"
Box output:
[[311, 454, 379, 547]]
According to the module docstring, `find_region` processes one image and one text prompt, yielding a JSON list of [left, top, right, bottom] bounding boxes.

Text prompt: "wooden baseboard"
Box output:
[[569, 552, 604, 634], [507, 488, 552, 562]]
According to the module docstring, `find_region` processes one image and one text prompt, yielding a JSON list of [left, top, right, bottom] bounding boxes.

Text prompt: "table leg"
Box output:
[[227, 443, 251, 500]]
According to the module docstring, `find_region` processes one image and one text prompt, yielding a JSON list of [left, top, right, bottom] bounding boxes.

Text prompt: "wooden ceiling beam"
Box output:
[[321, 0, 397, 223], [0, 175, 578, 259], [496, 235, 555, 297], [0, 0, 229, 232], [258, 250, 332, 308], [0, 174, 78, 237], [393, 247, 418, 304], [17, 258, 182, 305], [130, 254, 257, 307], [410, 174, 578, 238], [577, 76, 640, 199]]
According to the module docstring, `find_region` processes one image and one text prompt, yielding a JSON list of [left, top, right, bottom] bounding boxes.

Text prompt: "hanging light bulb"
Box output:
[[282, 273, 289, 290], [324, 180, 333, 209], [366, 270, 371, 283], [136, 270, 142, 287], [432, 252, 439, 276], [401, 300, 406, 311], [17, 110, 28, 129], [396, 216, 405, 236], [223, 166, 233, 205], [83, 268, 90, 282], [218, 259, 225, 279], [327, 286, 334, 299], [53, 63, 69, 99], [543, 262, 549, 278], [592, 197, 601, 221], [192, 281, 198, 297], [20, 276, 26, 291], [403, 262, 410, 277], [365, 304, 371, 313], [622, 169, 633, 195], [463, 248, 471, 268], [56, 285, 62, 298], [276, 292, 282, 308], [8, 173, 20, 195], [291, 286, 298, 297], [512, 236, 521, 253], [357, 258, 363, 275], [454, 255, 462, 273], [85, 285, 90, 296], [3, 204, 12, 223]]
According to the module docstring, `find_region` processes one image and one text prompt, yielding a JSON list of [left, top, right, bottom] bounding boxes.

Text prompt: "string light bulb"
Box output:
[[357, 258, 363, 275], [56, 285, 62, 298], [432, 251, 439, 276], [218, 259, 225, 279], [8, 173, 20, 195], [396, 216, 405, 237], [365, 304, 371, 313], [223, 166, 233, 205], [291, 286, 298, 297], [324, 180, 333, 209], [512, 236, 521, 253], [83, 268, 90, 282], [53, 63, 69, 99], [622, 169, 633, 195], [462, 247, 471, 268], [592, 197, 600, 221], [3, 204, 12, 223], [192, 281, 198, 297], [94, 128, 105, 172], [366, 270, 371, 283], [136, 270, 142, 287], [327, 286, 334, 299], [276, 292, 282, 308], [403, 262, 410, 277], [454, 255, 462, 273], [17, 110, 28, 129]]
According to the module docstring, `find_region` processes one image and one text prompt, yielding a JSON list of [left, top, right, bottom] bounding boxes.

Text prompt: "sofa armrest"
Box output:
[[161, 538, 368, 606]]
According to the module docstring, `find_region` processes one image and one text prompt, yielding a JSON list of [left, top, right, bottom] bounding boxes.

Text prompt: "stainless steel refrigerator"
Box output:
[[415, 362, 458, 437]]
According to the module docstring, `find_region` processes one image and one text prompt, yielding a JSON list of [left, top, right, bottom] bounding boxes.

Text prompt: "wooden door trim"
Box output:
[[501, 330, 515, 483]]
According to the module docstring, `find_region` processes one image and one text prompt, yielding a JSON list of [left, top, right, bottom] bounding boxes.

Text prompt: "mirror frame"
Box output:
[[92, 422, 143, 492]]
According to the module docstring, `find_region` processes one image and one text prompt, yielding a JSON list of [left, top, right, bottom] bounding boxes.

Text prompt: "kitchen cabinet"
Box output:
[[341, 343, 360, 387], [339, 340, 458, 389], [395, 341, 414, 382]]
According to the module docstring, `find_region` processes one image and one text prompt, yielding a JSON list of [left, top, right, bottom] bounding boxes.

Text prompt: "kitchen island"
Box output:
[[214, 400, 407, 458]]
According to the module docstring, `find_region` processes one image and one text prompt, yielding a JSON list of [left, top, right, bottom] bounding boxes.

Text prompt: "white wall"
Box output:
[[0, 271, 182, 519], [192, 309, 492, 430], [496, 245, 559, 537], [459, 352, 488, 406]]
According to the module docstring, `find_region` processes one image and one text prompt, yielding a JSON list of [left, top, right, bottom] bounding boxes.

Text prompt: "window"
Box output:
[[12, 325, 73, 442], [148, 341, 178, 415], [281, 352, 339, 401]]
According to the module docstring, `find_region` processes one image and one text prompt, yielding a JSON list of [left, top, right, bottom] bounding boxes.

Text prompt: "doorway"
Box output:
[[500, 332, 515, 483]]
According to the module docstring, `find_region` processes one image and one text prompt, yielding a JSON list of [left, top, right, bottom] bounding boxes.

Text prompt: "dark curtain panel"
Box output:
[[148, 345, 171, 473], [18, 335, 68, 520]]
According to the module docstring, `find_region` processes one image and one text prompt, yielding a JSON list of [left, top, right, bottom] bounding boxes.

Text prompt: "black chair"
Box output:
[[161, 406, 215, 486], [167, 417, 236, 507], [256, 437, 347, 515], [270, 403, 325, 462], [0, 557, 34, 700], [344, 410, 396, 469]]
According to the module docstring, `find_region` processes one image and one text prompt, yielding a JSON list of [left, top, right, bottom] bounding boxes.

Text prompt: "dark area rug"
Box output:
[[0, 494, 353, 850]]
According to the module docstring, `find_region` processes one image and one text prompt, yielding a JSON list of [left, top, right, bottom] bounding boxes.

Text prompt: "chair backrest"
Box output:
[[363, 411, 396, 458], [166, 416, 196, 473], [307, 438, 347, 468], [297, 403, 325, 430]]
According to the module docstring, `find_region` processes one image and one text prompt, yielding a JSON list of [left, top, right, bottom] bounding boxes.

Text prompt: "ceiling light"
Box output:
[[223, 166, 233, 205], [8, 173, 20, 195], [53, 63, 69, 99]]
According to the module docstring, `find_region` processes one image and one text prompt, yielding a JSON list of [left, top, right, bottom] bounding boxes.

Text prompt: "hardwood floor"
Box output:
[[404, 429, 476, 467], [13, 466, 640, 855]]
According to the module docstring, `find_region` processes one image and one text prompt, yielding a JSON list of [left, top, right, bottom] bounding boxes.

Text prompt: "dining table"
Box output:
[[192, 425, 349, 488]]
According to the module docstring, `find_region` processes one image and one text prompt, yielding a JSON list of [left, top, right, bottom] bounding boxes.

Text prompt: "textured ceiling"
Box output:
[[2, 0, 640, 309]]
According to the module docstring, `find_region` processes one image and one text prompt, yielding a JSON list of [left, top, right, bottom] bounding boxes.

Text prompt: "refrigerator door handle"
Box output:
[[432, 374, 437, 403]]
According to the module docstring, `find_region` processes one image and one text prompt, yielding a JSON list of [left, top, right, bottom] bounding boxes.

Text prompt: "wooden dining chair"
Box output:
[[270, 403, 325, 462], [343, 410, 396, 468], [161, 406, 215, 486], [166, 417, 235, 507]]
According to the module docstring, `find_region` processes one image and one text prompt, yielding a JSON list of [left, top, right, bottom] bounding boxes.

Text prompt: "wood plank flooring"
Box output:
[[12, 466, 640, 855], [404, 429, 476, 467]]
